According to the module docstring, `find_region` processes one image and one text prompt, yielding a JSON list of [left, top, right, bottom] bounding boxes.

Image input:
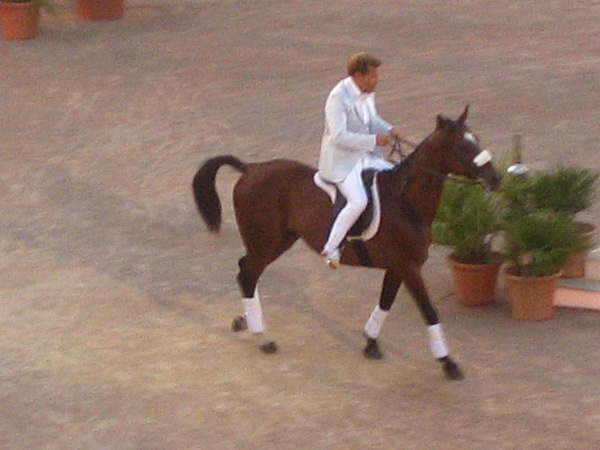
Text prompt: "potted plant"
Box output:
[[0, 0, 51, 40], [77, 0, 124, 21], [433, 177, 503, 306], [525, 167, 599, 278], [500, 173, 586, 320]]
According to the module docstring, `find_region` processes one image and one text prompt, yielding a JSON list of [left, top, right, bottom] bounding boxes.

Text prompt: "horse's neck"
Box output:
[[400, 138, 448, 226], [406, 168, 446, 226]]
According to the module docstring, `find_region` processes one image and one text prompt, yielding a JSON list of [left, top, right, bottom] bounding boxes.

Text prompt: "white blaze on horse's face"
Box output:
[[464, 132, 477, 145]]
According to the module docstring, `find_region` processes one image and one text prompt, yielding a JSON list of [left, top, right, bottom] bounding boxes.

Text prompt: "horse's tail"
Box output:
[[192, 155, 247, 233]]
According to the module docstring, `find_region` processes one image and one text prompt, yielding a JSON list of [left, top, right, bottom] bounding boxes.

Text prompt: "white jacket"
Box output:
[[318, 77, 393, 183]]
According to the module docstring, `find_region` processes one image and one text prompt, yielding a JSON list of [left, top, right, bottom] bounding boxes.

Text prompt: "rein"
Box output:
[[388, 136, 484, 186], [388, 135, 419, 161]]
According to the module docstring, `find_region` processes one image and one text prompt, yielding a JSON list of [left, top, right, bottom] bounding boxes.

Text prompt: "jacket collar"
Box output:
[[344, 76, 371, 102]]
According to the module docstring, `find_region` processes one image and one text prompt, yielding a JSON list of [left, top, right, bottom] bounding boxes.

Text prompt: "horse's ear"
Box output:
[[436, 114, 445, 129], [437, 114, 452, 130], [457, 105, 469, 125]]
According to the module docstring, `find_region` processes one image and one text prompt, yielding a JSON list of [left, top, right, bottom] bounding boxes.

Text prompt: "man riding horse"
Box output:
[[318, 52, 399, 268], [193, 59, 501, 379]]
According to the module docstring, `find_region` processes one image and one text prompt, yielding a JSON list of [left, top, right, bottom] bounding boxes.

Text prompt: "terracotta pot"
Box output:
[[0, 1, 40, 40], [504, 266, 560, 320], [77, 0, 124, 21], [447, 252, 503, 307], [562, 222, 596, 278]]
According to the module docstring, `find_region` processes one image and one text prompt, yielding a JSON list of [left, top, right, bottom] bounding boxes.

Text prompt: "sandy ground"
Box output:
[[1, 0, 600, 448]]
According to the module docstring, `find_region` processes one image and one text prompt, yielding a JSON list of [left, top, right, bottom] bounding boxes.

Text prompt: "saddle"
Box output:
[[313, 169, 382, 241]]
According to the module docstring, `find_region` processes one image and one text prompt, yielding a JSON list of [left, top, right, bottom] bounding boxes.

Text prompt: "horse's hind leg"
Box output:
[[363, 270, 402, 360], [231, 255, 277, 353], [232, 230, 298, 354], [402, 267, 464, 380]]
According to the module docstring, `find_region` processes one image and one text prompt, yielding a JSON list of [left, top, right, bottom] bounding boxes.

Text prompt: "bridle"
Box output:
[[388, 135, 486, 186]]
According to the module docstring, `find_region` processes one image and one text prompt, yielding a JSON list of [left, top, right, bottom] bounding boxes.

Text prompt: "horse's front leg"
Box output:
[[403, 266, 464, 380], [363, 270, 402, 360]]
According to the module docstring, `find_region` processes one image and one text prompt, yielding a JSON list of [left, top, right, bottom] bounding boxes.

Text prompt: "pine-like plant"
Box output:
[[528, 167, 598, 216], [500, 166, 598, 217], [433, 177, 502, 264], [499, 168, 591, 277], [503, 210, 585, 277]]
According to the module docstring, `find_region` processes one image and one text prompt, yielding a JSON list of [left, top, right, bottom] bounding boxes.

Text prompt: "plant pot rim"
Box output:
[[447, 251, 504, 267], [504, 265, 562, 280], [574, 221, 596, 233]]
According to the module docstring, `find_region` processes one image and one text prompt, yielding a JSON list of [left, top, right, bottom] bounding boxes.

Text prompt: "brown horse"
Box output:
[[193, 107, 500, 380]]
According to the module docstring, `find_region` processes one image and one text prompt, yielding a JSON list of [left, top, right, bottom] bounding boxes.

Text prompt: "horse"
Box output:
[[192, 106, 501, 380]]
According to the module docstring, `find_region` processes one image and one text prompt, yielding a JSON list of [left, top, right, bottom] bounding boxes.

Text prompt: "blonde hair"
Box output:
[[347, 52, 382, 75]]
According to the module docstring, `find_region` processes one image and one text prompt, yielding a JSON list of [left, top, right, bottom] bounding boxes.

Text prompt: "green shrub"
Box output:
[[528, 167, 598, 216], [499, 166, 598, 217], [433, 178, 502, 264], [503, 210, 585, 277]]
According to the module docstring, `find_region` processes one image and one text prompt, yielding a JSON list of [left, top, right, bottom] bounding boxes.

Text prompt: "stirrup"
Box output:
[[320, 249, 341, 269]]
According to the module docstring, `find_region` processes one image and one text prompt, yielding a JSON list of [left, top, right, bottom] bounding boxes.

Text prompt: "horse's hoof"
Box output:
[[442, 358, 465, 381], [363, 338, 383, 360], [260, 340, 278, 354], [231, 315, 247, 332]]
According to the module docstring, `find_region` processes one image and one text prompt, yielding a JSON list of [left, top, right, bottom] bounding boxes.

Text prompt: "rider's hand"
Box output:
[[376, 134, 391, 146]]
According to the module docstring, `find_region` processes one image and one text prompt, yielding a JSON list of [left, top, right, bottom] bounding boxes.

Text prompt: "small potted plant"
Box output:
[[433, 177, 503, 306], [525, 167, 599, 277], [0, 0, 51, 40], [500, 173, 586, 320]]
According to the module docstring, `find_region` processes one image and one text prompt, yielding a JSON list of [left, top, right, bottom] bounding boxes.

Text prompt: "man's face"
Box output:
[[353, 65, 379, 93]]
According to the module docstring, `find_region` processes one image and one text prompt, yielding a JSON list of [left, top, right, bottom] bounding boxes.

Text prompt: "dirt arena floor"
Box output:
[[2, 1, 600, 448]]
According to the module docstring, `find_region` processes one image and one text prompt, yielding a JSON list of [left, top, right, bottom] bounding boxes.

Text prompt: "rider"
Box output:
[[318, 52, 399, 267]]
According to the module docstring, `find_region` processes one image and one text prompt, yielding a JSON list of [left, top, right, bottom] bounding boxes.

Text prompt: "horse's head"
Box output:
[[435, 106, 501, 190]]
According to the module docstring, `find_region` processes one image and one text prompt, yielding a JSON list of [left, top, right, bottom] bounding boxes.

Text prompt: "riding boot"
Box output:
[[320, 247, 341, 268]]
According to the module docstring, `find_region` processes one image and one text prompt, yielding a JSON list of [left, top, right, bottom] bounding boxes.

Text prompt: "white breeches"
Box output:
[[322, 154, 393, 254]]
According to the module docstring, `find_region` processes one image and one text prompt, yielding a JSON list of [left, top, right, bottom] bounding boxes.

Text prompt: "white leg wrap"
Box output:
[[364, 306, 390, 339], [428, 324, 450, 359], [242, 291, 265, 334]]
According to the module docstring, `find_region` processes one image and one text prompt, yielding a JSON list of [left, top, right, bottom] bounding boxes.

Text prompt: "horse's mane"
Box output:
[[391, 144, 419, 175], [388, 133, 430, 185], [375, 142, 427, 225]]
